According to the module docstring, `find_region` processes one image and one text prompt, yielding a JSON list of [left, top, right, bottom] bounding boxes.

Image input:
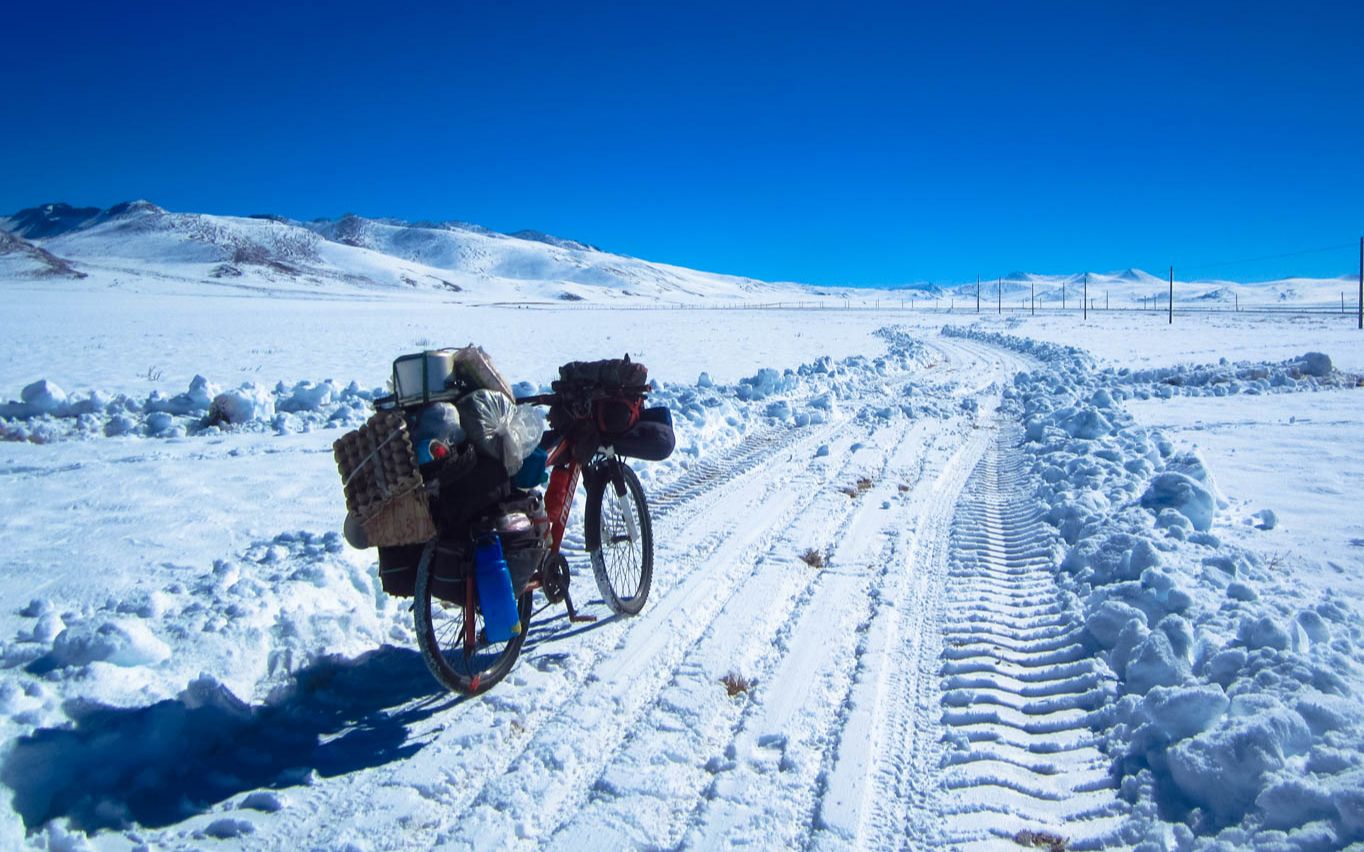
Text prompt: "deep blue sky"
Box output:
[[2, 1, 1361, 285]]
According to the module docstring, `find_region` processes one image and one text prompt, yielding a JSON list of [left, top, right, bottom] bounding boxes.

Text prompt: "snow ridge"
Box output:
[[948, 324, 1364, 848]]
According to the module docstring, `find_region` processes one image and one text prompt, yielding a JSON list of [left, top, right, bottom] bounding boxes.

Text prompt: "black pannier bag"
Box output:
[[426, 539, 472, 604], [613, 406, 676, 461], [378, 543, 424, 597], [376, 539, 469, 603]]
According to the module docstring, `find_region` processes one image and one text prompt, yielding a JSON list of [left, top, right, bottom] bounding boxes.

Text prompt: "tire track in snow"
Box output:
[[545, 417, 924, 849], [649, 424, 800, 519], [812, 417, 997, 850], [820, 336, 1037, 849], [925, 431, 1127, 849], [536, 334, 1032, 850], [675, 417, 949, 850]]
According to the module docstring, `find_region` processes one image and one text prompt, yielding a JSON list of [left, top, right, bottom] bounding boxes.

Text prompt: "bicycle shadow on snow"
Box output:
[[517, 596, 623, 669], [1, 644, 460, 835]]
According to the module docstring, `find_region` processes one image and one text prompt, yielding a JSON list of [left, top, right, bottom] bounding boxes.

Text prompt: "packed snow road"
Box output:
[[2, 333, 1081, 849], [202, 336, 1044, 850]]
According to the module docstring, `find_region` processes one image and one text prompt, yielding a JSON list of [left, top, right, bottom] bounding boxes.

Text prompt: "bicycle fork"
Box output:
[[604, 450, 640, 547]]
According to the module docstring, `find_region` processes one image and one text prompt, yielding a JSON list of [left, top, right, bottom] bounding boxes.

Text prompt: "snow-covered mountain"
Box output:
[[2, 201, 1355, 308], [0, 201, 803, 304]]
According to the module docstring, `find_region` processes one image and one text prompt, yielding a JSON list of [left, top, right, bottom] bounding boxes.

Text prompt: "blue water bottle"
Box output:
[[474, 533, 521, 643]]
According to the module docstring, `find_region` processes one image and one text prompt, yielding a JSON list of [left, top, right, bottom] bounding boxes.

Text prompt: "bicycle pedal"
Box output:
[[569, 614, 598, 623]]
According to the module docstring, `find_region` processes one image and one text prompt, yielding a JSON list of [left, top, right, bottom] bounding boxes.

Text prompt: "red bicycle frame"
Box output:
[[543, 437, 580, 555]]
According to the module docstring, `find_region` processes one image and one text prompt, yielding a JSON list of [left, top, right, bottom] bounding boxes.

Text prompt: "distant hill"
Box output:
[[0, 201, 802, 303], [0, 229, 85, 279]]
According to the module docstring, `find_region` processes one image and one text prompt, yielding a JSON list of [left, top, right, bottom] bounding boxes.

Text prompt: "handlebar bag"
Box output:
[[556, 356, 647, 390], [552, 356, 649, 437]]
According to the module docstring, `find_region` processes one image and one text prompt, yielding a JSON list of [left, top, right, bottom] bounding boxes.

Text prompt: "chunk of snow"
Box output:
[[1140, 472, 1215, 531], [1167, 704, 1312, 821], [50, 619, 171, 668], [1294, 352, 1332, 378], [210, 384, 276, 424], [21, 379, 67, 414], [1140, 684, 1229, 742]]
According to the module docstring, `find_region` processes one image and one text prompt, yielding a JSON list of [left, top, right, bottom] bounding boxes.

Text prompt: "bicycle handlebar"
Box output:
[[516, 393, 559, 406], [516, 385, 650, 407]]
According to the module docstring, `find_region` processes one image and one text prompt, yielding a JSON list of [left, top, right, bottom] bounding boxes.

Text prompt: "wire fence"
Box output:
[[518, 299, 1362, 319], [507, 237, 1364, 325]]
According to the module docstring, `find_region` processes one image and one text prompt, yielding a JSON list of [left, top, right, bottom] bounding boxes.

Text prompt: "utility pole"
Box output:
[[1358, 236, 1362, 330], [1062, 280, 1067, 311], [997, 277, 1002, 314], [1106, 290, 1109, 311], [1168, 266, 1174, 325], [1083, 272, 1088, 320], [1031, 281, 1035, 316], [976, 276, 981, 313]]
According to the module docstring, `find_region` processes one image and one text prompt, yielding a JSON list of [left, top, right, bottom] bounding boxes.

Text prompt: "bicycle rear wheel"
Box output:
[[413, 539, 532, 695], [584, 461, 653, 615]]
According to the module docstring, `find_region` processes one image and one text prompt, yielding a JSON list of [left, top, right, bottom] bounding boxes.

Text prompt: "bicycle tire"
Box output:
[[413, 539, 533, 696], [584, 461, 653, 615]]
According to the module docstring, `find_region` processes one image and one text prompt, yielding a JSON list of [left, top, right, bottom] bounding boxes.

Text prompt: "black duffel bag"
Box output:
[[612, 406, 675, 461], [429, 443, 512, 536]]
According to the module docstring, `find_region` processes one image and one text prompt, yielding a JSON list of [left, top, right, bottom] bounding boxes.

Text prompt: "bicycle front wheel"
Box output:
[[584, 461, 654, 615], [413, 540, 533, 696]]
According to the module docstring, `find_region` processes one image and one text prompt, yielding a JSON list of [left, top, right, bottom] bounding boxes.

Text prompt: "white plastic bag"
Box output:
[[458, 390, 546, 475]]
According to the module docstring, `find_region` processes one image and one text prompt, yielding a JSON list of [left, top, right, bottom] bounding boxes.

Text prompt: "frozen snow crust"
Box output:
[[947, 325, 1364, 849]]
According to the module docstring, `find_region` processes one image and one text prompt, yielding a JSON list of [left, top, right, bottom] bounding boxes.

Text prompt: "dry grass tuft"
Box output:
[[721, 672, 751, 697], [856, 477, 874, 493], [799, 548, 825, 569], [1013, 829, 1068, 852]]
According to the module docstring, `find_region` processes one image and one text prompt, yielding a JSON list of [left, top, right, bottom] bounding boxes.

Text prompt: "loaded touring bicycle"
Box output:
[[335, 348, 674, 695]]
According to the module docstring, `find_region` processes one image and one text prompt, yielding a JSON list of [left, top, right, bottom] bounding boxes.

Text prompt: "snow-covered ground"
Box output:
[[1126, 391, 1364, 611], [2, 270, 1364, 849]]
